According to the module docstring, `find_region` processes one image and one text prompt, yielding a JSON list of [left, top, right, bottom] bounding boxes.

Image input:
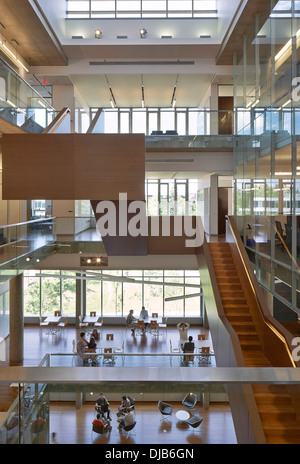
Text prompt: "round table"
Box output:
[[175, 410, 190, 421]]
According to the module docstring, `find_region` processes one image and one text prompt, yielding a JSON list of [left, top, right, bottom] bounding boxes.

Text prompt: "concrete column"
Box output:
[[9, 273, 24, 365]]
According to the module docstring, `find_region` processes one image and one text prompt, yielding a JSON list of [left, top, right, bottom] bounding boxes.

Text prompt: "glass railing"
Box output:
[[45, 351, 216, 368], [0, 57, 55, 133], [0, 380, 49, 444], [145, 134, 233, 150], [0, 218, 56, 273]]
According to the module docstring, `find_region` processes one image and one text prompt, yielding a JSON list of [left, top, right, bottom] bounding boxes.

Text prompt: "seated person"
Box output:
[[126, 309, 137, 334], [95, 393, 111, 420], [93, 413, 112, 432], [88, 336, 97, 350], [77, 332, 89, 364], [90, 328, 100, 342], [117, 395, 131, 417], [117, 407, 135, 430], [139, 306, 149, 331], [183, 336, 195, 362]]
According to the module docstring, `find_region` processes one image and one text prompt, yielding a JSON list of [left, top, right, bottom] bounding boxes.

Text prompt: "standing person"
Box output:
[[126, 309, 137, 335], [177, 322, 190, 348], [95, 393, 111, 421], [76, 332, 89, 364], [139, 306, 149, 332]]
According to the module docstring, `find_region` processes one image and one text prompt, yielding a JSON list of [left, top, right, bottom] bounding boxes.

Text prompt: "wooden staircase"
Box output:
[[209, 241, 300, 444]]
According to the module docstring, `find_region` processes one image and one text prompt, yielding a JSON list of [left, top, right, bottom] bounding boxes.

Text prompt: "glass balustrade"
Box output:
[[0, 57, 55, 133]]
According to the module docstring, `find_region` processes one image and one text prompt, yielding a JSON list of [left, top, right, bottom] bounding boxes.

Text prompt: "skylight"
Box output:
[[66, 0, 218, 19]]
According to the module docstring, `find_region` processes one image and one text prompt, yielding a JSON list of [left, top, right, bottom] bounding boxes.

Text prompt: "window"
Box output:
[[66, 0, 218, 18]]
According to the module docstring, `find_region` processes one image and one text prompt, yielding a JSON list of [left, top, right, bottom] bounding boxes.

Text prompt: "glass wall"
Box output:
[[88, 107, 233, 136], [24, 269, 202, 318], [233, 0, 300, 317]]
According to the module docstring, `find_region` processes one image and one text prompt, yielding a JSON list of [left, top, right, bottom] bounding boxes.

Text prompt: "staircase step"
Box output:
[[238, 331, 260, 341], [227, 314, 253, 323], [254, 392, 291, 406], [240, 340, 262, 351], [264, 426, 300, 443]]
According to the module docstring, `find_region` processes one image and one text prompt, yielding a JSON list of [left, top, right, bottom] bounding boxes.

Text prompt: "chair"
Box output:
[[90, 311, 96, 317], [106, 334, 114, 341], [119, 421, 136, 439], [94, 317, 103, 329], [198, 334, 206, 340], [103, 348, 115, 365], [79, 315, 88, 329], [169, 339, 180, 366], [114, 341, 125, 365], [39, 316, 49, 329], [158, 401, 173, 422], [152, 313, 158, 317], [136, 320, 145, 335], [91, 422, 104, 438], [150, 320, 158, 336], [185, 414, 203, 433], [158, 317, 167, 336], [54, 311, 61, 317], [198, 346, 211, 365], [182, 393, 197, 410], [127, 396, 135, 411], [182, 350, 194, 366], [57, 317, 67, 332]]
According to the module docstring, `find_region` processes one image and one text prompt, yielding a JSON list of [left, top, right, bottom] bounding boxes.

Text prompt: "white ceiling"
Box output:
[[68, 73, 215, 108]]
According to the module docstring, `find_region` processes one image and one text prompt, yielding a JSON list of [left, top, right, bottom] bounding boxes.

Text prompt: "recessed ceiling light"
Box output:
[[95, 29, 102, 39]]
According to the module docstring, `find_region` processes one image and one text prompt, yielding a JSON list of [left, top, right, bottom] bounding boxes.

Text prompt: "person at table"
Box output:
[[183, 336, 195, 353], [139, 306, 149, 332], [183, 336, 195, 363], [95, 393, 111, 421], [88, 336, 97, 350], [177, 322, 190, 348], [117, 407, 135, 430], [90, 328, 100, 342], [126, 309, 138, 335], [117, 395, 131, 417], [93, 413, 112, 432]]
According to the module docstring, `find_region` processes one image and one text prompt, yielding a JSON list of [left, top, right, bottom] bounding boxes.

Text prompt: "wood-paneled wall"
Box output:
[[2, 134, 145, 201]]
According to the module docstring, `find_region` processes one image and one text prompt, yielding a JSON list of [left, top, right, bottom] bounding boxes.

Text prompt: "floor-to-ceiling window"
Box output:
[[24, 269, 202, 318]]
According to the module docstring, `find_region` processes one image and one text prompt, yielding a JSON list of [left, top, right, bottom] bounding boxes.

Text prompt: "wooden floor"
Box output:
[[0, 324, 237, 444], [50, 401, 237, 445]]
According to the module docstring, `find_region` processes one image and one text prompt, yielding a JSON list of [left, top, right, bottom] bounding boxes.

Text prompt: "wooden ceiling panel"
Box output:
[[0, 0, 67, 66]]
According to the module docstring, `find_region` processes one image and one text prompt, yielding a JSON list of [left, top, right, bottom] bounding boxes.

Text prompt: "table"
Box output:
[[175, 410, 190, 421], [45, 315, 62, 334], [83, 316, 99, 333]]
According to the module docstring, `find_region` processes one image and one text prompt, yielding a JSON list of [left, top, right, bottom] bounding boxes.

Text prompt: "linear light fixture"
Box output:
[[0, 32, 29, 72], [141, 74, 145, 108], [171, 74, 179, 108], [105, 74, 117, 108]]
